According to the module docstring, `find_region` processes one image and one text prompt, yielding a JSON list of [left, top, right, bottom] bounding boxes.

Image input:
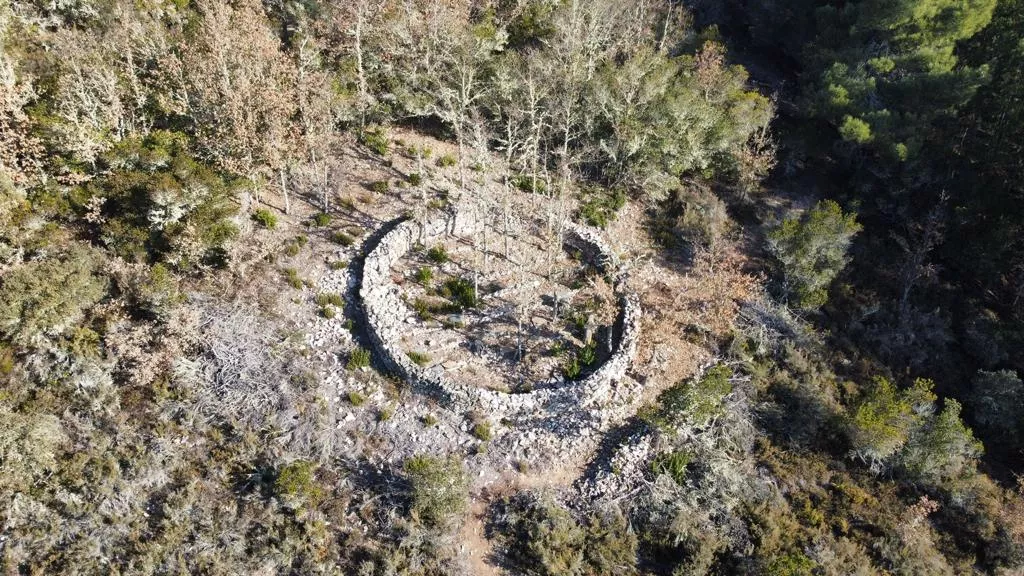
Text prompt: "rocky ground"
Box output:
[[240, 127, 731, 525]]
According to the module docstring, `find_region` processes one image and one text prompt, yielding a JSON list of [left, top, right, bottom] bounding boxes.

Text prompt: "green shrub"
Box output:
[[579, 187, 626, 229], [328, 260, 348, 270], [838, 115, 873, 144], [320, 306, 336, 319], [499, 495, 638, 576], [311, 212, 331, 227], [767, 200, 862, 310], [371, 180, 390, 194], [129, 262, 181, 319], [70, 130, 240, 267], [848, 377, 934, 469], [650, 450, 692, 485], [407, 351, 430, 366], [436, 153, 457, 167], [0, 246, 108, 346], [426, 245, 449, 263], [765, 551, 818, 576], [378, 407, 394, 421], [0, 345, 14, 376], [579, 342, 597, 366], [562, 355, 581, 380], [283, 237, 304, 257], [511, 173, 547, 194], [252, 208, 277, 229], [347, 347, 371, 370], [331, 231, 354, 246], [645, 364, 733, 430], [282, 267, 303, 289], [440, 278, 477, 309], [503, 496, 585, 575], [347, 391, 366, 406], [569, 311, 587, 334], [408, 172, 423, 186], [422, 414, 438, 427], [415, 266, 433, 284], [359, 126, 390, 155], [413, 298, 436, 320], [315, 293, 344, 307], [472, 421, 492, 441], [275, 460, 321, 503], [403, 455, 468, 527], [582, 511, 638, 576]]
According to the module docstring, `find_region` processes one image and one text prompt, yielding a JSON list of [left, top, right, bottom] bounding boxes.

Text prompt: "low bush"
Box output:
[[328, 260, 348, 270], [331, 232, 354, 246], [436, 153, 457, 167], [407, 351, 430, 366], [282, 267, 303, 289], [320, 306, 336, 319], [472, 421, 492, 441], [359, 126, 390, 156], [440, 278, 477, 309], [338, 197, 356, 211], [311, 212, 331, 227], [643, 364, 733, 430], [413, 298, 436, 320], [427, 245, 449, 263], [415, 266, 433, 284], [562, 355, 581, 380], [408, 172, 423, 186], [282, 237, 305, 257], [511, 173, 547, 194], [579, 342, 597, 366], [347, 347, 371, 370], [579, 187, 626, 229], [371, 180, 389, 194], [347, 391, 366, 405], [403, 455, 468, 527], [650, 450, 692, 485], [0, 245, 108, 346], [496, 494, 638, 576], [275, 460, 322, 504], [315, 293, 344, 307], [70, 131, 240, 267], [252, 208, 277, 229]]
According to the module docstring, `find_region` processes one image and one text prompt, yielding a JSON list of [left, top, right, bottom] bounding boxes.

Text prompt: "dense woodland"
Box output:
[[1, 0, 1023, 574]]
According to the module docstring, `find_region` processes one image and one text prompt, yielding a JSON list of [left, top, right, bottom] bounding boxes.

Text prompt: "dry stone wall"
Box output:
[[359, 209, 643, 462]]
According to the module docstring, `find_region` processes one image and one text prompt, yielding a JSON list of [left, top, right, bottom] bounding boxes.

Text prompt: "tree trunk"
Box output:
[[280, 167, 290, 215], [354, 2, 368, 128]]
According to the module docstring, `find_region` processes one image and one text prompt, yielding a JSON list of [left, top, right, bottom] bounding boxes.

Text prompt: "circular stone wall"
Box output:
[[359, 209, 641, 421]]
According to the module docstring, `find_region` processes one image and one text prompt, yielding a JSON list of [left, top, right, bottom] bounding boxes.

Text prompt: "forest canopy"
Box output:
[[1, 0, 1023, 574]]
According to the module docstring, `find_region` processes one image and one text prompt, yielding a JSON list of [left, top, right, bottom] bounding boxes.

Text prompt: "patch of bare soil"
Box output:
[[460, 498, 503, 576]]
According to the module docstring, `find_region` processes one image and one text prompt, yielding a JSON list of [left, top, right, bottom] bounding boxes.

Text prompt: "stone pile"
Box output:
[[357, 208, 647, 465]]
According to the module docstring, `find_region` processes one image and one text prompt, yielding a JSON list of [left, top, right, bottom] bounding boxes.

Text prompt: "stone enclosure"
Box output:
[[358, 208, 645, 462]]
